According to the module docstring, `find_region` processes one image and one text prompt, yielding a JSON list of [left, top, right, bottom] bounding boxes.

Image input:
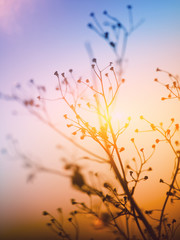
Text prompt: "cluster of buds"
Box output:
[[136, 116, 179, 149], [155, 68, 180, 101], [87, 5, 143, 66], [53, 60, 128, 147]]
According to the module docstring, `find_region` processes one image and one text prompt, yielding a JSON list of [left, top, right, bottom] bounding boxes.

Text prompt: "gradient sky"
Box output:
[[0, 0, 180, 239]]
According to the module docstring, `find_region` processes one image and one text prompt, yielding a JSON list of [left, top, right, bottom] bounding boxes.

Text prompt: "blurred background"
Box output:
[[0, 0, 180, 239]]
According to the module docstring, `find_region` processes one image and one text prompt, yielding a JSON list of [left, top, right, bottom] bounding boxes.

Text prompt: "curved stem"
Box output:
[[29, 108, 107, 161], [158, 152, 180, 239], [108, 152, 157, 240]]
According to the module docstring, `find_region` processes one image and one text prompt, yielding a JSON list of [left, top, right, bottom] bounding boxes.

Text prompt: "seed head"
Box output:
[[54, 71, 59, 77], [90, 12, 94, 17], [42, 211, 49, 216]]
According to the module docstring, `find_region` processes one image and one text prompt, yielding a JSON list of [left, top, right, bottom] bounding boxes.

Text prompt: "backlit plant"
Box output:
[[0, 5, 179, 240]]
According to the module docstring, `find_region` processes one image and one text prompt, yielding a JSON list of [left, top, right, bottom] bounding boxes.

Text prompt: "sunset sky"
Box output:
[[0, 0, 180, 239]]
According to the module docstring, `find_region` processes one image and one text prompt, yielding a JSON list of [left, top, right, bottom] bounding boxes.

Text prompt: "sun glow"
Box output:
[[110, 107, 130, 130]]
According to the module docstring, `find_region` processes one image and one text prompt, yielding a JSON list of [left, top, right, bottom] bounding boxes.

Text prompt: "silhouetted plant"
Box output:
[[155, 68, 180, 101], [87, 5, 144, 71], [0, 4, 179, 240]]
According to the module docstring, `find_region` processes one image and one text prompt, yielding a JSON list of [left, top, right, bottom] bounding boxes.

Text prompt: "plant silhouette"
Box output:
[[0, 4, 179, 240]]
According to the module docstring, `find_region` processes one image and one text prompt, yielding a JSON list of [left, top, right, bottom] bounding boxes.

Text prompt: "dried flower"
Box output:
[[109, 42, 115, 48], [67, 124, 73, 128], [104, 182, 111, 188], [90, 12, 94, 17], [42, 211, 49, 216], [151, 124, 155, 130], [175, 124, 179, 130], [127, 5, 132, 9], [57, 208, 62, 213], [71, 199, 76, 205], [80, 135, 85, 140], [54, 71, 59, 77], [87, 23, 93, 28], [144, 176, 148, 180], [104, 32, 109, 39], [175, 141, 179, 146], [119, 147, 125, 152], [172, 219, 176, 223], [166, 129, 170, 135]]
